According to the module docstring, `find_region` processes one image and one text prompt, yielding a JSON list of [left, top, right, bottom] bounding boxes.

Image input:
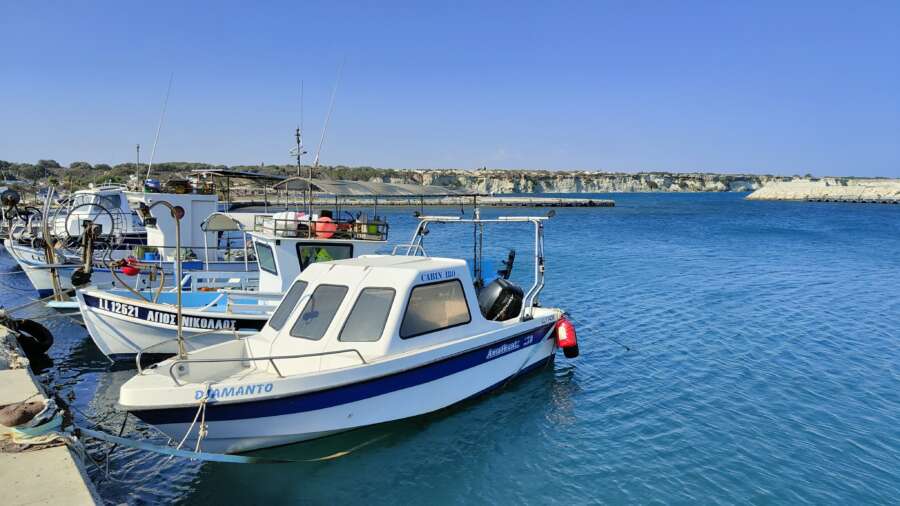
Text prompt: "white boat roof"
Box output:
[[318, 254, 465, 271]]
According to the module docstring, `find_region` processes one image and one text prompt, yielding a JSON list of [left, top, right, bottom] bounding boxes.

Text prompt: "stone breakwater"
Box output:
[[746, 178, 900, 204], [371, 170, 793, 193]]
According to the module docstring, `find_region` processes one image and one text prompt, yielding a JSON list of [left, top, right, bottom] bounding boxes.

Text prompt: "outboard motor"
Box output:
[[1, 189, 21, 211], [478, 277, 524, 321]]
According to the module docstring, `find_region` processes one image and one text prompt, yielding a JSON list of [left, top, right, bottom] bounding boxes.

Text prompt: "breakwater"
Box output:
[[230, 194, 614, 209], [746, 178, 900, 204]]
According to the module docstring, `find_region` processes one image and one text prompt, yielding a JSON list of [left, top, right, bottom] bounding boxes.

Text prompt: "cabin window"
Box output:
[[339, 288, 396, 342], [268, 281, 308, 331], [256, 242, 278, 275], [100, 194, 121, 211], [289, 284, 349, 340], [297, 243, 353, 270], [400, 280, 471, 339]]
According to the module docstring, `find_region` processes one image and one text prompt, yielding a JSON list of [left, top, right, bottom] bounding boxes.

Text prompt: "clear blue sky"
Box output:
[[2, 1, 899, 176]]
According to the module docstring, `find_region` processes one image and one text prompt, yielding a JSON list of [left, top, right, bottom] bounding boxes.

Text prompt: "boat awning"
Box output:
[[193, 170, 287, 184], [201, 212, 245, 232], [271, 177, 479, 197]]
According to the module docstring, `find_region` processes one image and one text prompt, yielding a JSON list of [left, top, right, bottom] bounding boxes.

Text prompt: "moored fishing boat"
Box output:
[[79, 210, 388, 360], [4, 182, 259, 297], [118, 214, 579, 453]]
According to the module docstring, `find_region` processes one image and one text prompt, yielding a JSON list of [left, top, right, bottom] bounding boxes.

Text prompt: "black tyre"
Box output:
[[15, 319, 54, 355]]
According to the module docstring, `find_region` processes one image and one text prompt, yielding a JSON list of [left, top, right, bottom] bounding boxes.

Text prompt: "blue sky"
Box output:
[[2, 1, 898, 176]]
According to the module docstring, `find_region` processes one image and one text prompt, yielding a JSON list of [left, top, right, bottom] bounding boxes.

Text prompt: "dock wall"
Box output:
[[0, 326, 99, 505]]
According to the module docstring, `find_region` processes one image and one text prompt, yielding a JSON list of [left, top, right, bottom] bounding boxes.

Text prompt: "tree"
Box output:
[[17, 164, 44, 183], [94, 163, 112, 172], [70, 161, 92, 171], [36, 159, 61, 170]]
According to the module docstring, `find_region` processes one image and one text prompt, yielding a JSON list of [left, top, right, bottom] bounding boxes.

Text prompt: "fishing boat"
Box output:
[[4, 184, 258, 297], [4, 184, 148, 295], [78, 209, 389, 361], [76, 176, 471, 361], [118, 214, 579, 453]]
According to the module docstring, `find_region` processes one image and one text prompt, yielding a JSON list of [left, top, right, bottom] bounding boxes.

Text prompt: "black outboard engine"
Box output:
[[478, 277, 524, 321], [1, 189, 21, 211]]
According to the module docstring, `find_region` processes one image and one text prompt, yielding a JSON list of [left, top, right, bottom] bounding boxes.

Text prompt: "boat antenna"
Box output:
[[145, 72, 174, 184], [291, 80, 307, 178], [134, 143, 141, 189]]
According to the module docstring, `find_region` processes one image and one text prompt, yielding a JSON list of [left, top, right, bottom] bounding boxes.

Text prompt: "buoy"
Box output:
[[121, 265, 140, 276], [555, 317, 579, 358], [315, 216, 337, 239]]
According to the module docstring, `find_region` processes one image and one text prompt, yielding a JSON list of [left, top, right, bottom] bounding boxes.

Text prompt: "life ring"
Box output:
[[315, 216, 337, 239], [15, 319, 54, 355]]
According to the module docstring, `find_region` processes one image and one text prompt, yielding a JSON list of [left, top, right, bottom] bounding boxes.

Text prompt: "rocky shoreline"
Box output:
[[364, 169, 797, 193]]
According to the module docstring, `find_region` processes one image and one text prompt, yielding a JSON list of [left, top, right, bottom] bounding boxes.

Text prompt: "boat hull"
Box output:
[[78, 290, 268, 360], [5, 240, 256, 296], [129, 322, 557, 453]]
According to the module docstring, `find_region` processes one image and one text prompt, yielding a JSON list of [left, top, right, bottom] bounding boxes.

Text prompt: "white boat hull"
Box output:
[[131, 322, 557, 453], [77, 290, 267, 360], [5, 240, 257, 297]]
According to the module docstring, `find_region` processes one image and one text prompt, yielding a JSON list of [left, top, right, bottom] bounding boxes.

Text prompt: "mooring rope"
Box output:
[[77, 426, 388, 464]]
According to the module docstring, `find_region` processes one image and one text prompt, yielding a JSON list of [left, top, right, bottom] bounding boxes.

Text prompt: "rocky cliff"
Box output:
[[366, 169, 796, 193]]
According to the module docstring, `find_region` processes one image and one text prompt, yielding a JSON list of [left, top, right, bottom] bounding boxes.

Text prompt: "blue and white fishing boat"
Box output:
[[76, 177, 470, 361], [4, 184, 148, 295], [5, 186, 258, 297], [78, 210, 389, 360], [118, 214, 579, 453]]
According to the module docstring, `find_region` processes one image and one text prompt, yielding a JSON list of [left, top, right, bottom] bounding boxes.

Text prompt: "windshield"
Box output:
[[268, 281, 308, 331], [289, 284, 348, 340], [100, 194, 122, 210]]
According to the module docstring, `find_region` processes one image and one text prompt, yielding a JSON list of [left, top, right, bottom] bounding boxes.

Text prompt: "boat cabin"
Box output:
[[248, 212, 388, 294], [241, 254, 528, 373], [59, 184, 145, 238]]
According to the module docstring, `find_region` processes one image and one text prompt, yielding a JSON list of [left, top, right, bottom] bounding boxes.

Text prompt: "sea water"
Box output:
[[5, 192, 899, 504]]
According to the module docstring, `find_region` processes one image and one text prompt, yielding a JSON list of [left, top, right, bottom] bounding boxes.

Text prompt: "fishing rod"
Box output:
[[307, 59, 345, 213], [145, 73, 174, 183]]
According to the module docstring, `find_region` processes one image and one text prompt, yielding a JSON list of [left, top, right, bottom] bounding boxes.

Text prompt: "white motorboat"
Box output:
[[118, 214, 579, 453], [78, 211, 388, 361]]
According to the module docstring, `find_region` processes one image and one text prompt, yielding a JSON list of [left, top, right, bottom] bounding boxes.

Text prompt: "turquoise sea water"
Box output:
[[5, 192, 900, 504]]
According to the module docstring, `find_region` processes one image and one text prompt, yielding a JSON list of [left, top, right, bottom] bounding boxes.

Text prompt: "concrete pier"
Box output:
[[229, 195, 615, 210], [746, 179, 900, 204], [0, 327, 98, 505]]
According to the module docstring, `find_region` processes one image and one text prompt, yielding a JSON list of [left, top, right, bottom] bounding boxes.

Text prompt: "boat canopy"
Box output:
[[200, 212, 245, 232], [192, 169, 287, 184]]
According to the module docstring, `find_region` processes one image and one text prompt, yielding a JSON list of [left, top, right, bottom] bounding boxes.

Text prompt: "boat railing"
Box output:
[[175, 271, 259, 292], [164, 349, 368, 386], [391, 243, 428, 256], [135, 327, 244, 372], [252, 215, 388, 241]]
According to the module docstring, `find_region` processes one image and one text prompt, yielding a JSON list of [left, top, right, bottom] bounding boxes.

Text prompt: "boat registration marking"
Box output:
[[97, 298, 139, 317], [87, 295, 242, 330]]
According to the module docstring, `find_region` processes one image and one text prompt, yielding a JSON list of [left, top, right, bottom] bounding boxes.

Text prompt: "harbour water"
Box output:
[[5, 192, 900, 504]]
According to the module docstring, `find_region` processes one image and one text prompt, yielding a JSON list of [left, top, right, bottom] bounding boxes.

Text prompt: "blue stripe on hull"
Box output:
[[133, 322, 556, 426]]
